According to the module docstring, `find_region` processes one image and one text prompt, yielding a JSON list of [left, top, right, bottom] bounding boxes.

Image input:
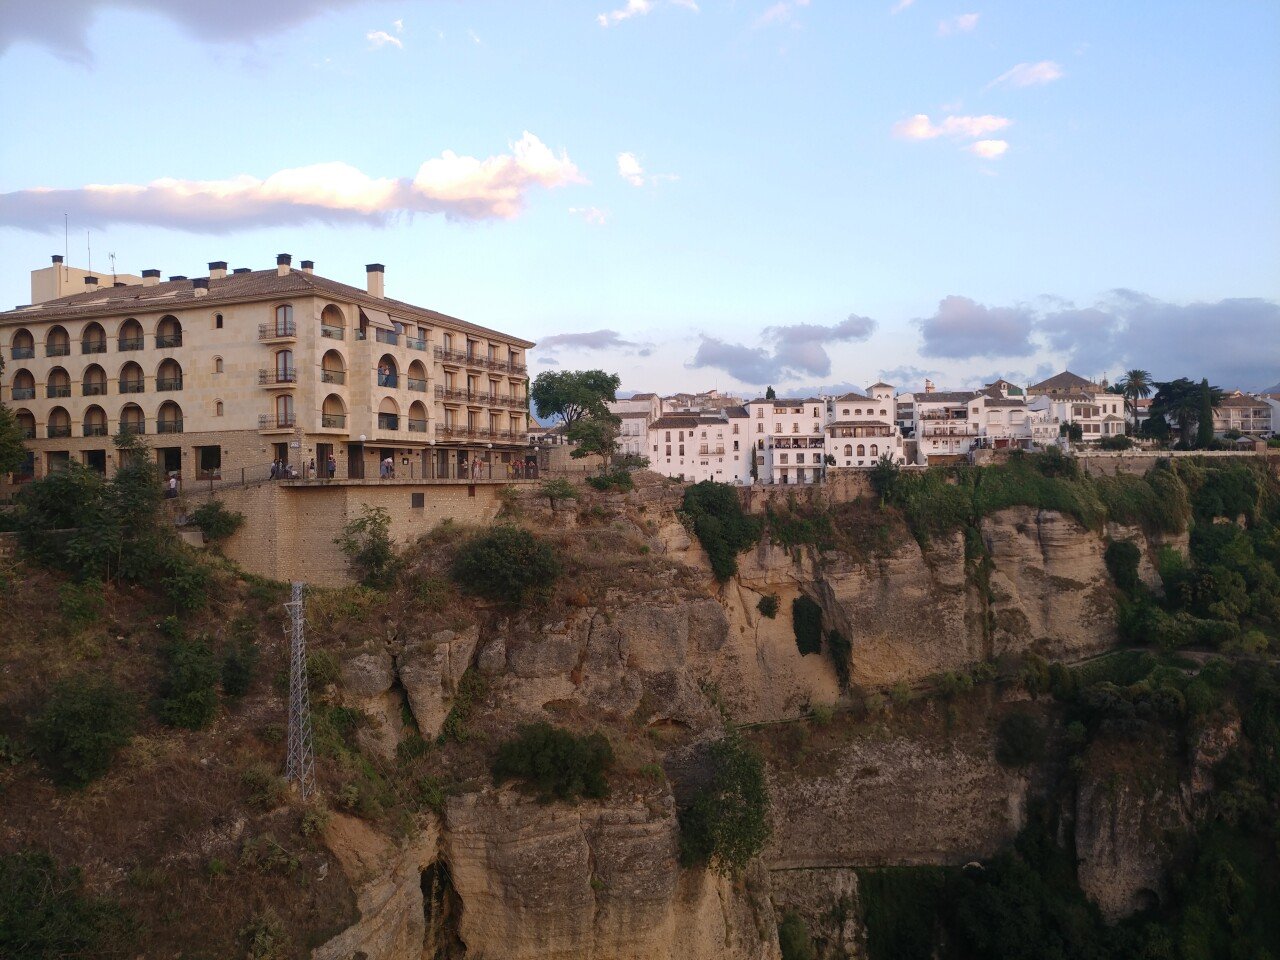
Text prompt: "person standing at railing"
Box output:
[[327, 455, 337, 479]]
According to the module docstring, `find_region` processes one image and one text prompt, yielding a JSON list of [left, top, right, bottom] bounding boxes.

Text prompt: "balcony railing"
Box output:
[[920, 424, 978, 437], [157, 377, 184, 391], [406, 337, 427, 351], [258, 414, 296, 430], [258, 369, 297, 386], [257, 321, 295, 341], [47, 424, 72, 438], [157, 419, 184, 434], [19, 426, 35, 439], [321, 369, 346, 385], [121, 421, 145, 435], [321, 413, 347, 428], [377, 415, 400, 431], [434, 346, 470, 365], [120, 379, 144, 394], [81, 341, 107, 355], [46, 384, 71, 398], [433, 425, 522, 442], [46, 343, 70, 357], [118, 337, 144, 351], [407, 377, 428, 392], [83, 382, 108, 396], [919, 412, 968, 421], [408, 418, 428, 433], [375, 329, 399, 346], [11, 346, 34, 360], [84, 423, 108, 437], [156, 333, 183, 348], [320, 324, 345, 340], [11, 387, 35, 400], [377, 374, 398, 388]]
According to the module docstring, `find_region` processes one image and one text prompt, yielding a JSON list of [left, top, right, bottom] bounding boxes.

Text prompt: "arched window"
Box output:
[[46, 366, 71, 399], [856, 444, 865, 457], [842, 408, 850, 416], [843, 444, 852, 456], [45, 325, 70, 357], [275, 394, 294, 428], [156, 316, 182, 348], [118, 318, 144, 351], [321, 350, 346, 385], [14, 408, 35, 439], [408, 400, 428, 433], [274, 304, 294, 337], [47, 406, 71, 438], [215, 400, 224, 417], [377, 354, 398, 388], [157, 400, 184, 434], [10, 368, 35, 401], [377, 396, 399, 431], [870, 444, 879, 457], [214, 313, 223, 329], [83, 405, 108, 437], [157, 359, 183, 391], [407, 360, 427, 392], [119, 361, 145, 394], [80, 322, 106, 355], [320, 304, 345, 340], [10, 328, 34, 360], [120, 403, 145, 434], [82, 364, 107, 396], [214, 357, 223, 374], [880, 409, 887, 416], [322, 393, 347, 429], [275, 350, 295, 382]]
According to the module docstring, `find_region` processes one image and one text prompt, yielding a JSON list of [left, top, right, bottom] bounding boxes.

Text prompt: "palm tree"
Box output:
[[1116, 368, 1152, 434]]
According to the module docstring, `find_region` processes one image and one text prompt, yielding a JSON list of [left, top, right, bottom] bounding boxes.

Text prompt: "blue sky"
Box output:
[[1, 0, 1278, 393]]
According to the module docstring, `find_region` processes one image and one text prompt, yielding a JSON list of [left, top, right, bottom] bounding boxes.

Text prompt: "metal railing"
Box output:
[[118, 337, 144, 351], [320, 369, 345, 385], [156, 333, 183, 348], [375, 329, 399, 345], [121, 421, 145, 434], [81, 341, 107, 354], [46, 384, 71, 398], [83, 382, 108, 396], [433, 425, 522, 442], [320, 324, 345, 340], [377, 415, 400, 431], [321, 414, 346, 428], [408, 418, 428, 433], [259, 369, 297, 385], [406, 377, 427, 392], [11, 387, 35, 400], [405, 337, 427, 351], [11, 346, 34, 359], [120, 380, 144, 394], [46, 343, 70, 357], [47, 424, 72, 437], [157, 419, 184, 434], [84, 423, 108, 437], [258, 321, 295, 340], [428, 345, 526, 375], [258, 414, 296, 430], [157, 377, 184, 391]]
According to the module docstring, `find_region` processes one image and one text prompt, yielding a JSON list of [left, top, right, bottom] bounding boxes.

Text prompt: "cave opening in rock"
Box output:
[[422, 859, 466, 958]]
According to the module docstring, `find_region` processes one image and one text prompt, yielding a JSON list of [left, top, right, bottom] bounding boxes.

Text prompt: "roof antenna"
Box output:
[[109, 252, 117, 285], [86, 230, 91, 276]]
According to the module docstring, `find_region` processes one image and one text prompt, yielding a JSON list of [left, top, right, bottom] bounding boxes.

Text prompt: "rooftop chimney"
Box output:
[[366, 263, 385, 298], [300, 260, 314, 274], [276, 253, 292, 277], [169, 275, 187, 282], [208, 260, 227, 280], [84, 276, 98, 287], [142, 269, 160, 287], [192, 277, 209, 298], [51, 254, 64, 264], [233, 267, 251, 274]]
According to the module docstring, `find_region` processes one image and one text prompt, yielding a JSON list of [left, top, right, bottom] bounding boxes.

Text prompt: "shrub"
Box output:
[[1098, 434, 1134, 451], [868, 455, 900, 498], [156, 547, 211, 612], [792, 596, 823, 656], [242, 908, 288, 960], [491, 722, 614, 801], [539, 476, 578, 508], [31, 675, 135, 788], [451, 525, 561, 604], [757, 593, 780, 618], [678, 736, 771, 874], [778, 911, 817, 960], [810, 703, 834, 725], [614, 453, 650, 470], [0, 850, 128, 958], [221, 641, 259, 697], [935, 671, 974, 698], [680, 482, 762, 581], [58, 581, 104, 628], [155, 639, 219, 729], [995, 713, 1046, 768], [585, 469, 634, 492], [335, 505, 401, 589], [188, 500, 245, 542], [1104, 540, 1142, 595], [306, 649, 341, 691]]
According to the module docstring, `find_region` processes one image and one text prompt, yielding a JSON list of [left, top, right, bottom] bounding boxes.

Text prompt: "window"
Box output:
[[215, 400, 223, 417], [844, 444, 852, 456], [757, 423, 763, 433], [214, 313, 223, 329], [792, 423, 799, 433], [870, 444, 878, 457], [857, 444, 865, 456], [197, 446, 221, 478], [214, 357, 223, 374], [842, 408, 850, 416]]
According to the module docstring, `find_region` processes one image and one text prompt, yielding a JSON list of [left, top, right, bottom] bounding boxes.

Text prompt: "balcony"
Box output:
[[408, 418, 428, 433], [375, 329, 399, 346], [118, 337, 144, 351], [406, 337, 427, 351], [919, 412, 968, 421], [157, 377, 184, 392], [434, 424, 523, 443], [434, 346, 470, 366], [46, 384, 72, 399], [157, 419, 184, 434], [156, 333, 183, 348], [120, 421, 145, 435], [258, 414, 296, 430], [11, 346, 34, 360], [81, 341, 107, 355], [46, 343, 70, 357], [84, 424, 108, 437], [83, 382, 108, 396], [406, 377, 428, 393], [258, 368, 297, 387], [20, 426, 35, 439], [120, 380, 145, 394], [320, 324, 345, 340], [11, 387, 35, 401], [920, 424, 978, 438], [257, 321, 295, 342], [320, 369, 346, 385], [377, 414, 400, 431], [47, 424, 72, 438], [377, 373, 399, 389], [321, 413, 347, 429]]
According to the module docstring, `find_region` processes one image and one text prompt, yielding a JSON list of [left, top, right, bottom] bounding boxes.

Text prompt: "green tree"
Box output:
[[451, 525, 561, 604], [1115, 368, 1153, 434], [539, 476, 578, 509], [869, 454, 900, 498], [679, 736, 771, 874], [335, 505, 400, 588], [31, 675, 135, 788], [680, 481, 762, 581], [566, 413, 620, 471], [1196, 377, 1216, 448], [491, 722, 614, 801], [1150, 378, 1223, 447], [765, 385, 777, 400], [0, 353, 26, 477], [0, 851, 129, 958], [155, 639, 220, 729], [530, 369, 620, 426]]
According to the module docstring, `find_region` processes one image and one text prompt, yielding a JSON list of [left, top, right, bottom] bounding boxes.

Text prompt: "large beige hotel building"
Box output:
[[0, 255, 534, 482]]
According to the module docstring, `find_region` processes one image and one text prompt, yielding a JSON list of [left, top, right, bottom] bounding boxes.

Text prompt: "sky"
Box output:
[[1, 0, 1278, 396]]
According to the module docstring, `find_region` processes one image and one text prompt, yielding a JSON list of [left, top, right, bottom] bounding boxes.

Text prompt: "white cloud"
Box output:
[[467, 28, 482, 44], [569, 206, 609, 225], [755, 0, 810, 28], [969, 139, 1009, 159], [892, 113, 1012, 141], [392, 18, 403, 33], [366, 30, 402, 49], [890, 0, 915, 13], [937, 13, 979, 35], [596, 0, 699, 27], [0, 132, 582, 231], [617, 152, 646, 186], [987, 60, 1064, 89]]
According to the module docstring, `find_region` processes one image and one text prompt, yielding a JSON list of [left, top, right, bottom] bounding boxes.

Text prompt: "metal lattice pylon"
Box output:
[[284, 581, 316, 799]]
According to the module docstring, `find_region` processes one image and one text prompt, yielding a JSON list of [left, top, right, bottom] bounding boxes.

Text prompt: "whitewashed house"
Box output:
[[747, 397, 827, 484], [646, 407, 750, 484], [1027, 371, 1125, 443], [824, 386, 906, 467]]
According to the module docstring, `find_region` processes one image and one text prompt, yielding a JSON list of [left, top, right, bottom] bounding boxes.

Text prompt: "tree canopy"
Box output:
[[530, 369, 620, 425], [1149, 378, 1223, 447], [0, 354, 28, 476], [566, 413, 620, 469]]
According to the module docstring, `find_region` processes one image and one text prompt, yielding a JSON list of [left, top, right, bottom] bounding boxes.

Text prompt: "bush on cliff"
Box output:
[[155, 638, 220, 730], [188, 500, 244, 543], [491, 722, 614, 801], [995, 713, 1046, 768], [679, 736, 771, 874], [791, 596, 823, 655], [335, 505, 401, 589], [1104, 540, 1143, 595], [452, 525, 561, 604], [680, 482, 761, 582], [0, 850, 130, 957], [32, 675, 135, 788]]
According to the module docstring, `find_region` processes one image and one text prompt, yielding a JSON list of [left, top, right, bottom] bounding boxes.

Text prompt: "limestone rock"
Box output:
[[341, 648, 402, 761], [769, 866, 864, 960], [477, 635, 508, 677], [398, 625, 481, 740]]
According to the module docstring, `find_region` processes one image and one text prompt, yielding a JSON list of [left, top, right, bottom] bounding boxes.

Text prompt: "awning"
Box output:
[[359, 307, 396, 331]]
